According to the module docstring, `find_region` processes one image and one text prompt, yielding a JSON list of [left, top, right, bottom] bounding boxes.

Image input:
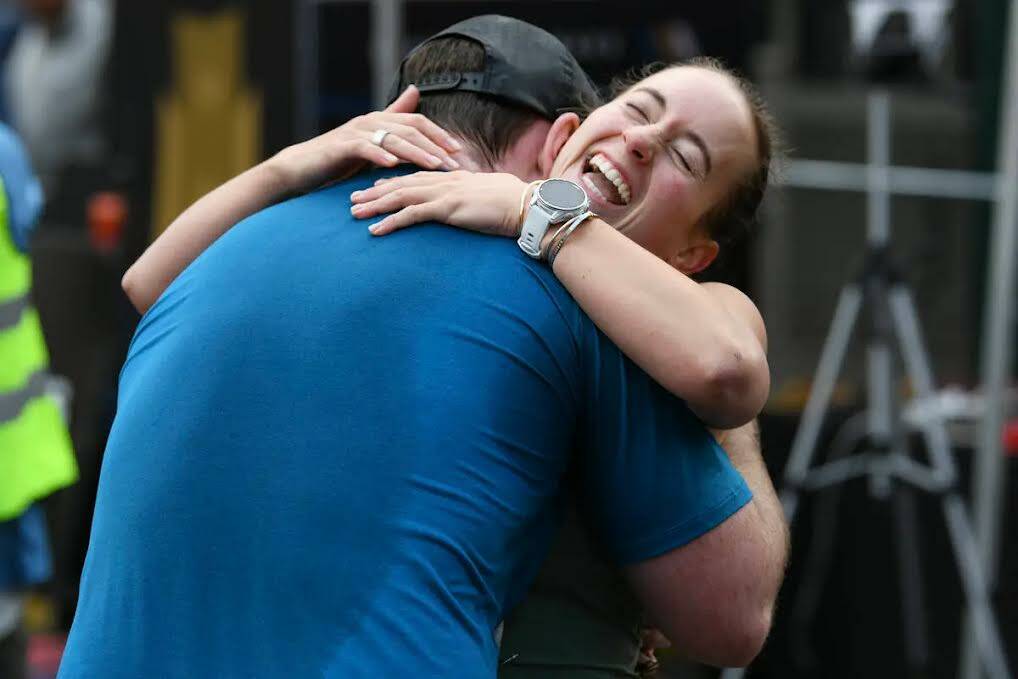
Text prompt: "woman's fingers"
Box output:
[[372, 171, 449, 188], [350, 185, 439, 219], [377, 133, 446, 170], [353, 89, 464, 170], [362, 110, 460, 158], [384, 85, 420, 114], [392, 112, 462, 155], [350, 173, 447, 205], [368, 203, 442, 236], [382, 123, 458, 169], [356, 122, 457, 170], [347, 139, 399, 169], [386, 111, 461, 154]]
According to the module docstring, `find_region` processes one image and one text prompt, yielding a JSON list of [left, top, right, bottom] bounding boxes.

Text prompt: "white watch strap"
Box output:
[[517, 202, 554, 258]]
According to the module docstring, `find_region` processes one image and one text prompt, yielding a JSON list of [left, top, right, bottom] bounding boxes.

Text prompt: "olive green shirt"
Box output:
[[498, 495, 644, 678]]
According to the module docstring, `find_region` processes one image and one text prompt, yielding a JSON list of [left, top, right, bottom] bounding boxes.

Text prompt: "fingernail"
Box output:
[[384, 153, 398, 164], [446, 137, 462, 151], [368, 223, 381, 234], [427, 154, 442, 168], [446, 157, 460, 170], [350, 191, 362, 200], [350, 204, 363, 215]]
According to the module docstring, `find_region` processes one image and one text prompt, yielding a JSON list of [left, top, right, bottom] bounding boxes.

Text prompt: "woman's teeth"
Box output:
[[588, 153, 631, 205]]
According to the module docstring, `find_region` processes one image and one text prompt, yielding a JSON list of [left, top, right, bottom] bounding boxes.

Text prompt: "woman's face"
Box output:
[[550, 66, 758, 267]]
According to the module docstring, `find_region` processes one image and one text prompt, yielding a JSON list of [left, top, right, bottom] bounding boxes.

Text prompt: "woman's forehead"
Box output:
[[639, 67, 754, 146], [634, 66, 742, 109]]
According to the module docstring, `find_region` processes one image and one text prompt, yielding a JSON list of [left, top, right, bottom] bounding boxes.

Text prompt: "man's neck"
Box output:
[[445, 124, 549, 182], [447, 140, 538, 183]]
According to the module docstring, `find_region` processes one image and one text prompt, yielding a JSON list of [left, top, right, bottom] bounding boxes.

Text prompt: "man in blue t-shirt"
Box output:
[[59, 18, 778, 679]]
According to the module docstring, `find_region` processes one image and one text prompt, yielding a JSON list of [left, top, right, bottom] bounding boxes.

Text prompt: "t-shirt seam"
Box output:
[[613, 484, 753, 565]]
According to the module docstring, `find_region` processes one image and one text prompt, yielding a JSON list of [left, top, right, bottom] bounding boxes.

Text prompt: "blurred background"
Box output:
[[0, 0, 1015, 677]]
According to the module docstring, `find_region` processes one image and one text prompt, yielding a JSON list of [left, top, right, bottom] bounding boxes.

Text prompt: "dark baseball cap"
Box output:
[[387, 15, 598, 120]]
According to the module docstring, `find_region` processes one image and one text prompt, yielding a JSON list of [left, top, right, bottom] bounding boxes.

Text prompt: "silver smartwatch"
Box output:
[[517, 179, 589, 258]]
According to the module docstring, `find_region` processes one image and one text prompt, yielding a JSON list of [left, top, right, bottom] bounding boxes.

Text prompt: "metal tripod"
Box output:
[[721, 91, 1011, 679]]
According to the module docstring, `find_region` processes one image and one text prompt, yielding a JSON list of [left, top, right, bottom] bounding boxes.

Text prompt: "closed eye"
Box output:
[[625, 102, 648, 121], [673, 148, 696, 176], [627, 101, 701, 178]]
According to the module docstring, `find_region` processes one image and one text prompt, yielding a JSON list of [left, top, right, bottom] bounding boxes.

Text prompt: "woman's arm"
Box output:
[[549, 218, 769, 429], [350, 171, 769, 429], [123, 163, 290, 314], [123, 86, 461, 314]]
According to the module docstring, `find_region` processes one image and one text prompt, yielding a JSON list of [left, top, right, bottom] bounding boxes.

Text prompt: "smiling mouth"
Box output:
[[581, 153, 631, 206]]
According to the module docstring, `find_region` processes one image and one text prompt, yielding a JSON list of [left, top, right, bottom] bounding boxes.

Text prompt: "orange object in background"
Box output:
[[28, 633, 65, 679], [1004, 420, 1018, 457], [87, 191, 127, 254]]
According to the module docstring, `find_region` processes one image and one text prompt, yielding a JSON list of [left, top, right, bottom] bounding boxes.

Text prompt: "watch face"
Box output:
[[539, 179, 587, 211]]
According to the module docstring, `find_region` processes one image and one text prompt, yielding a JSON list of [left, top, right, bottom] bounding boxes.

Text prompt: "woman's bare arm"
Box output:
[[548, 217, 769, 429], [352, 171, 770, 429], [123, 86, 461, 314], [122, 163, 292, 314]]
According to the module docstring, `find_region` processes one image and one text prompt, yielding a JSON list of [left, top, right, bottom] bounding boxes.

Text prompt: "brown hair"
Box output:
[[610, 58, 781, 250], [401, 37, 544, 168]]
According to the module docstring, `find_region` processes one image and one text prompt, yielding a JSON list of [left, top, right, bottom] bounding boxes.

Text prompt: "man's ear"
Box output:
[[670, 237, 719, 275], [537, 113, 580, 177]]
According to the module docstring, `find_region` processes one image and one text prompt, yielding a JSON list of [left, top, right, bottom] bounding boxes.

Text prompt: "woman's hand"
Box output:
[[267, 86, 462, 195], [123, 89, 461, 315], [349, 170, 529, 237]]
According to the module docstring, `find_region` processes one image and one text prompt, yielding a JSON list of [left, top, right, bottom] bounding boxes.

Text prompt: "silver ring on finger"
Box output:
[[371, 129, 391, 147]]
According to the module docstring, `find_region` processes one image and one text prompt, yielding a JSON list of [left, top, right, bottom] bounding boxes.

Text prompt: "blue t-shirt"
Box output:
[[59, 169, 751, 679]]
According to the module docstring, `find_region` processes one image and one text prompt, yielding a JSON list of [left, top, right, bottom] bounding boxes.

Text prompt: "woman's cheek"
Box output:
[[650, 175, 686, 215], [672, 177, 701, 218]]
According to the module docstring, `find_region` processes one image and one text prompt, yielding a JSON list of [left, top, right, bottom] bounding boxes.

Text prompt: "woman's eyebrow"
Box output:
[[632, 86, 713, 175], [632, 86, 666, 109]]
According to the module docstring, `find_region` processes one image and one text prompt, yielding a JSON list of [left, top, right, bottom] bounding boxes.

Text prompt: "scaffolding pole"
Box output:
[[370, 0, 403, 109], [960, 0, 1018, 677]]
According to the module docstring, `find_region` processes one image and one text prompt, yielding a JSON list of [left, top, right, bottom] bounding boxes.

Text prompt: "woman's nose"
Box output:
[[623, 126, 656, 164]]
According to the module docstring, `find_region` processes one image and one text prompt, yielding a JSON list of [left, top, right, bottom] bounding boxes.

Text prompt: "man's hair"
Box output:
[[401, 37, 545, 168], [610, 58, 782, 251]]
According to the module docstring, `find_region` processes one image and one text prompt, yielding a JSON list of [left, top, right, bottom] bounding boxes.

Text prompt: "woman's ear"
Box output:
[[538, 113, 580, 177], [670, 237, 719, 275]]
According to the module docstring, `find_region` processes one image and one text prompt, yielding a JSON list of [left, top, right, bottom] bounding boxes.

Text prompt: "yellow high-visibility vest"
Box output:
[[0, 176, 77, 521]]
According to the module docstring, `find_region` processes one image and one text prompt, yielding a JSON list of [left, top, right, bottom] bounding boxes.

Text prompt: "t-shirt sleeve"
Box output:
[[578, 329, 753, 565]]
